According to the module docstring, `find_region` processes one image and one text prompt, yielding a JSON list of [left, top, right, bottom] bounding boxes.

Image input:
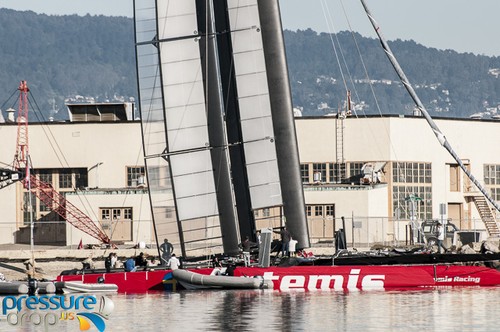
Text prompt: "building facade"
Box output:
[[296, 115, 500, 245], [0, 112, 499, 247]]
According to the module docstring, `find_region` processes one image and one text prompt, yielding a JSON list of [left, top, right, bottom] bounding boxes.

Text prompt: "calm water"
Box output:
[[1, 287, 499, 331]]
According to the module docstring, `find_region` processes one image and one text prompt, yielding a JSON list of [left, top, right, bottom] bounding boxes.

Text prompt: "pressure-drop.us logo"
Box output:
[[1, 294, 114, 331]]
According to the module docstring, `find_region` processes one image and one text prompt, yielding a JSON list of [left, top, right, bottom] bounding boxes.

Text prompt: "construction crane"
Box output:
[[5, 81, 112, 245]]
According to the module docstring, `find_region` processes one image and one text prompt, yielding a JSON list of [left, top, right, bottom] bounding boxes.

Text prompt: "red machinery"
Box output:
[[8, 81, 112, 245]]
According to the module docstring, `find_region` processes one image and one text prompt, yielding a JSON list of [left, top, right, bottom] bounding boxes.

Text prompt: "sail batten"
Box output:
[[227, 0, 284, 215]]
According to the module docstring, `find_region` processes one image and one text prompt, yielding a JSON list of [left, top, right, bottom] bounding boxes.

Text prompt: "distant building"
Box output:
[[0, 102, 150, 246]]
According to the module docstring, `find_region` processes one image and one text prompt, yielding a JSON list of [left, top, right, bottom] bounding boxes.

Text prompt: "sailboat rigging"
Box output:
[[58, 0, 500, 293], [135, 0, 309, 259], [360, 0, 500, 214]]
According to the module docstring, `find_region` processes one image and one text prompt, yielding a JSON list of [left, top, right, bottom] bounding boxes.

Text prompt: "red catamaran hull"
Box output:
[[56, 264, 500, 293]]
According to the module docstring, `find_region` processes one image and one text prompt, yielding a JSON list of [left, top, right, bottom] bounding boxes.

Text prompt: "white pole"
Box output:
[[27, 170, 35, 276]]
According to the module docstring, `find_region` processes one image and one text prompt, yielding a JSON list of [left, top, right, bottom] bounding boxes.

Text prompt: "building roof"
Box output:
[[66, 102, 135, 122]]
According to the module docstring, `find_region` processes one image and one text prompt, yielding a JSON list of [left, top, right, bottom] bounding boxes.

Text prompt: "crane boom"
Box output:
[[9, 81, 112, 245], [28, 175, 111, 244]]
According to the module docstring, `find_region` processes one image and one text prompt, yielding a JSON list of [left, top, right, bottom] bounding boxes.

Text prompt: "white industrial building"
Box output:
[[297, 115, 500, 245], [0, 103, 152, 247], [0, 106, 499, 248]]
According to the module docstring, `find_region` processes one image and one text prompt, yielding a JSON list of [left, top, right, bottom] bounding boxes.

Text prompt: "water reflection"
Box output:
[[103, 288, 500, 331], [4, 288, 499, 331]]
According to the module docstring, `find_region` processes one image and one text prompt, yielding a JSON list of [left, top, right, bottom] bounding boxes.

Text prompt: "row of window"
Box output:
[[301, 162, 364, 184], [21, 162, 500, 225], [34, 167, 145, 189], [101, 208, 133, 221], [306, 205, 335, 217], [392, 162, 432, 184], [22, 167, 143, 224], [36, 168, 88, 189], [485, 165, 500, 185], [491, 188, 500, 201], [254, 204, 335, 219], [393, 185, 432, 220]]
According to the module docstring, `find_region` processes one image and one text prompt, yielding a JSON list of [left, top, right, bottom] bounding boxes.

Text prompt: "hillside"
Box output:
[[0, 9, 499, 120], [0, 9, 135, 121], [286, 29, 500, 118]]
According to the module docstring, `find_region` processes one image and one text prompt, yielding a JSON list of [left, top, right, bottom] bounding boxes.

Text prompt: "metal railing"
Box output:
[[307, 216, 491, 249]]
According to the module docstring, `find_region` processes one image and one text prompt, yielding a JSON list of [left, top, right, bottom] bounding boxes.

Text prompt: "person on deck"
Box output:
[[167, 253, 181, 270], [160, 239, 174, 265], [436, 223, 447, 253], [135, 252, 148, 268], [110, 253, 118, 268], [241, 236, 254, 267], [289, 238, 298, 257], [124, 257, 137, 272], [276, 227, 291, 257], [105, 253, 114, 273]]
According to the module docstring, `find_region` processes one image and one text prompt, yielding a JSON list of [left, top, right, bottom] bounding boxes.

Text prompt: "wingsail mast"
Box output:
[[257, 0, 310, 248], [361, 0, 500, 213]]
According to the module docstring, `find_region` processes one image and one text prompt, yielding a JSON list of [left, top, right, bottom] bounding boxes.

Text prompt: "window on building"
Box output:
[[101, 209, 111, 220], [263, 208, 270, 217], [306, 206, 312, 216], [113, 209, 122, 221], [75, 168, 88, 189], [37, 170, 53, 184], [424, 163, 431, 183], [165, 207, 174, 219], [349, 162, 364, 178], [22, 192, 36, 225], [127, 166, 145, 187], [59, 169, 73, 189], [57, 168, 88, 190], [485, 165, 500, 201], [450, 164, 460, 192], [329, 163, 345, 183], [124, 208, 132, 220], [312, 163, 326, 183], [392, 162, 433, 220], [485, 165, 500, 185], [492, 188, 500, 201], [314, 205, 323, 216], [101, 208, 133, 222], [300, 164, 310, 184], [325, 205, 335, 216], [39, 192, 53, 212], [148, 166, 169, 189]]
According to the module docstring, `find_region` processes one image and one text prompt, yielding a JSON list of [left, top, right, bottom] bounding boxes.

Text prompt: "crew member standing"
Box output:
[[160, 238, 174, 265]]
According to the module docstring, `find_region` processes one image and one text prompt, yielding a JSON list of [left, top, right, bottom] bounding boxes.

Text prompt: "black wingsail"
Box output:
[[134, 0, 309, 258]]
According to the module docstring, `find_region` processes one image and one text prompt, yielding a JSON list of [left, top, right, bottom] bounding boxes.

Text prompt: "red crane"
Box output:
[[11, 81, 112, 245]]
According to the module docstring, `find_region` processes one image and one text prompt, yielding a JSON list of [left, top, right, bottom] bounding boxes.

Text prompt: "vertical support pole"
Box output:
[[257, 0, 310, 249]]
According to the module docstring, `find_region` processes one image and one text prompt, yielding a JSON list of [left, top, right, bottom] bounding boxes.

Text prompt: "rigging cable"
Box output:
[[323, 0, 415, 218], [361, 0, 500, 214], [27, 92, 102, 224], [319, 0, 350, 102], [342, 0, 419, 218]]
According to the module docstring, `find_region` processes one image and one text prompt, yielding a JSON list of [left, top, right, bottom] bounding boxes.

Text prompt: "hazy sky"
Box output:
[[1, 0, 499, 56]]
